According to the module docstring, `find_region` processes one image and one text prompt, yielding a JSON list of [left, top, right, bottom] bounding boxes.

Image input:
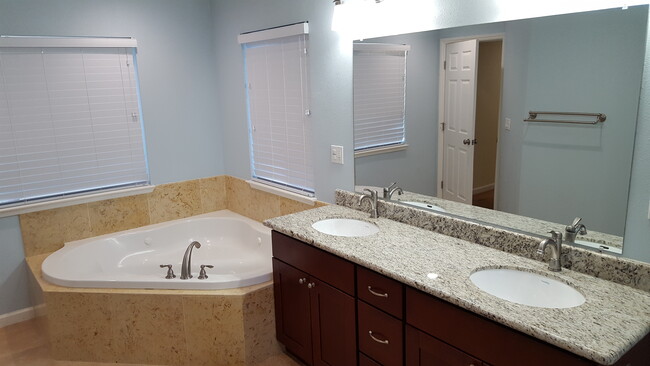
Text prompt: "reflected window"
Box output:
[[353, 43, 409, 153]]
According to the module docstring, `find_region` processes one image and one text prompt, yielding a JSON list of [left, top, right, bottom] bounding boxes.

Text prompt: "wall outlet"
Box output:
[[330, 145, 344, 164], [505, 117, 511, 131]]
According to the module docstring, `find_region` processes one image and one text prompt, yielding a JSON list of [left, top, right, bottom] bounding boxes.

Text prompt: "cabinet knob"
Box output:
[[298, 278, 307, 285], [368, 330, 389, 345], [307, 282, 315, 289], [367, 286, 389, 298]]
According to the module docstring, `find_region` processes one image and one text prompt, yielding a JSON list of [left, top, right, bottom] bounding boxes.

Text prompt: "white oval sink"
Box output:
[[402, 201, 447, 213], [312, 218, 379, 237], [469, 268, 585, 308]]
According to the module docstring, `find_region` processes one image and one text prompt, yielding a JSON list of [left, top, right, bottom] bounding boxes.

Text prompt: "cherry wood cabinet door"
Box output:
[[406, 325, 483, 366], [309, 277, 357, 366], [273, 258, 313, 365]]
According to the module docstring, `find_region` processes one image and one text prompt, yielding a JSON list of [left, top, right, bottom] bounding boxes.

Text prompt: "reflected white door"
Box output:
[[442, 39, 478, 204]]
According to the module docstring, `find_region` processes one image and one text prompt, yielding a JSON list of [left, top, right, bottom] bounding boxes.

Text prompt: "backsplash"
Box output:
[[336, 190, 650, 292], [19, 176, 326, 257]]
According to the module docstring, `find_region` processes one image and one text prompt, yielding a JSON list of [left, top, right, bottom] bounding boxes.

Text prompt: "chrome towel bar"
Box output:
[[524, 111, 606, 125]]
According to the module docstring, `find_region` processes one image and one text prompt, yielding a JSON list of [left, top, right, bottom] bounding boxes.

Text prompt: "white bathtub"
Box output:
[[42, 210, 272, 290]]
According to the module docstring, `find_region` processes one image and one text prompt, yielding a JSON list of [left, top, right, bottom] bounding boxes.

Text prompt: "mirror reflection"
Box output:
[[353, 6, 649, 252]]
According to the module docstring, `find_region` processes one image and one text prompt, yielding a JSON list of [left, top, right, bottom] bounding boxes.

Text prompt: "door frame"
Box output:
[[436, 33, 505, 209]]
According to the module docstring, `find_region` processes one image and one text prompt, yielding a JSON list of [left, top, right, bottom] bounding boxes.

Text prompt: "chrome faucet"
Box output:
[[359, 188, 379, 218], [537, 230, 563, 272], [383, 182, 404, 200], [180, 241, 201, 280], [565, 217, 587, 243]]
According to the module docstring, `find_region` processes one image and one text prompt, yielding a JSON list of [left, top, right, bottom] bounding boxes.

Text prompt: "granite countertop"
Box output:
[[355, 185, 622, 251], [264, 205, 650, 365]]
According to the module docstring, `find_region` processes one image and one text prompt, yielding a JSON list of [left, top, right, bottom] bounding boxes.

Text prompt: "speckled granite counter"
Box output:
[[356, 185, 622, 251], [264, 204, 650, 365]]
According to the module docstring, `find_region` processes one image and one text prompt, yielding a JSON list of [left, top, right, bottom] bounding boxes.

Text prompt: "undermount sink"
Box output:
[[312, 218, 379, 237], [402, 201, 447, 213], [469, 268, 585, 308]]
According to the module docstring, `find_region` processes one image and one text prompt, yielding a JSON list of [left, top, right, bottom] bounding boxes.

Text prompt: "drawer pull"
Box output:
[[367, 286, 389, 298], [298, 278, 307, 285], [307, 282, 315, 289], [368, 330, 389, 345]]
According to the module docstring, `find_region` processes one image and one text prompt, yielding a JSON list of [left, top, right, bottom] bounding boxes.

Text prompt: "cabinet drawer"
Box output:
[[357, 266, 404, 319], [358, 300, 403, 366], [359, 352, 383, 366], [406, 325, 482, 366], [405, 288, 593, 366], [272, 231, 355, 295]]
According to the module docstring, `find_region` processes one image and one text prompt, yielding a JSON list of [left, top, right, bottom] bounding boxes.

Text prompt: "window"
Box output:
[[0, 37, 149, 211], [353, 43, 410, 153], [239, 23, 313, 197]]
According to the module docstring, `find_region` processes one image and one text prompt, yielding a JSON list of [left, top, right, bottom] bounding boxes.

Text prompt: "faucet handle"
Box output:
[[198, 264, 214, 280], [159, 264, 176, 279], [363, 188, 377, 198], [571, 217, 582, 227], [547, 230, 562, 242]]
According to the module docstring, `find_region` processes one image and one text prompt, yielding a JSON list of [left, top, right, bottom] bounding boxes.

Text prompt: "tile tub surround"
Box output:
[[18, 176, 326, 365], [336, 190, 650, 292], [26, 254, 282, 366], [264, 205, 650, 365], [19, 175, 327, 257]]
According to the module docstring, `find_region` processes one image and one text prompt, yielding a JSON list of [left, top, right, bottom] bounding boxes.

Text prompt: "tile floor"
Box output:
[[0, 318, 302, 366]]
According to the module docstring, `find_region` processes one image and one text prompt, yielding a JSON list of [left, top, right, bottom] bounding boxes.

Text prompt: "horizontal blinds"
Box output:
[[0, 46, 148, 206], [353, 43, 409, 151], [243, 32, 313, 195]]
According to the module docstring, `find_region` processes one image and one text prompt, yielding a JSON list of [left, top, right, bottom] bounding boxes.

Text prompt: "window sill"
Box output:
[[0, 185, 156, 218], [246, 180, 317, 205], [354, 144, 408, 157]]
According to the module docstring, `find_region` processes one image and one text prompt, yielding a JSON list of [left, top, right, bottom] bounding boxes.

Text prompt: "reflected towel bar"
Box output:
[[524, 111, 606, 125]]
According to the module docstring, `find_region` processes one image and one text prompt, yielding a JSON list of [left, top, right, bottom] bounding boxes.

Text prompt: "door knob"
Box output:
[[463, 139, 471, 145]]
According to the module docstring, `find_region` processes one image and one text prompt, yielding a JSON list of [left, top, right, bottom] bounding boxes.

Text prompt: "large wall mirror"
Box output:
[[354, 5, 648, 253]]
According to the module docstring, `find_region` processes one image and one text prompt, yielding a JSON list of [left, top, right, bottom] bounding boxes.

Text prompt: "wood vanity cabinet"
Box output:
[[272, 231, 649, 366], [271, 232, 357, 366]]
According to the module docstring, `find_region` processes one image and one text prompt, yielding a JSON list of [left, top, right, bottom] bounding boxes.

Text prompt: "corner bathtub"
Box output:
[[42, 210, 272, 290]]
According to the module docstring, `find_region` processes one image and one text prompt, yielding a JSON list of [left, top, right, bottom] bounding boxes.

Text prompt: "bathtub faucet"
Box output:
[[180, 241, 201, 280]]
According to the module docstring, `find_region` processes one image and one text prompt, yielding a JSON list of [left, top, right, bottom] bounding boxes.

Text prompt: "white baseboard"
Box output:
[[0, 305, 41, 328], [473, 183, 495, 195]]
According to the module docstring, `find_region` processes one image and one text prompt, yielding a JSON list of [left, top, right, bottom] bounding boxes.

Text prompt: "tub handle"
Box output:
[[159, 264, 176, 279], [198, 264, 214, 280]]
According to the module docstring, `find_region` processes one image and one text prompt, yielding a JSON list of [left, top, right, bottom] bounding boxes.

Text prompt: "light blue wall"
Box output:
[[499, 9, 647, 236], [0, 0, 222, 315], [623, 13, 650, 262], [211, 0, 355, 204], [0, 216, 30, 314]]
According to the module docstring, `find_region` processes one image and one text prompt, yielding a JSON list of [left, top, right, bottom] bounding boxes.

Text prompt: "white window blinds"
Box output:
[[240, 23, 313, 196], [0, 39, 149, 207], [353, 43, 410, 151]]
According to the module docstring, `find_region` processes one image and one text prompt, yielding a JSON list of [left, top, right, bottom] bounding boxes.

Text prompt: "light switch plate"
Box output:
[[330, 145, 344, 164], [505, 117, 511, 131]]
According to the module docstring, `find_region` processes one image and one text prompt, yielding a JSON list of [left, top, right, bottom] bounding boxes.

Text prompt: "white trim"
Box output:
[[354, 43, 411, 52], [355, 144, 409, 157], [0, 36, 137, 48], [246, 180, 316, 206], [0, 185, 155, 218], [238, 23, 309, 44], [473, 183, 495, 195], [0, 306, 36, 328]]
